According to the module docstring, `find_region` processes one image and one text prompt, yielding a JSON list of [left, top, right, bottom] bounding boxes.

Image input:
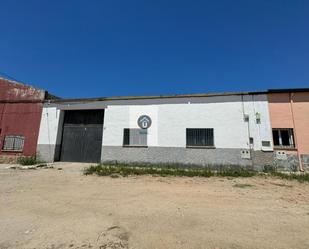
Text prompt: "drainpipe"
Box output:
[[241, 95, 254, 167], [290, 93, 304, 172]]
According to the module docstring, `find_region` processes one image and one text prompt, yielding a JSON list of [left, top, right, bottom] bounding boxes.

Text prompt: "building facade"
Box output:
[[37, 92, 277, 170], [1, 78, 307, 171], [268, 89, 309, 171], [0, 78, 46, 163]]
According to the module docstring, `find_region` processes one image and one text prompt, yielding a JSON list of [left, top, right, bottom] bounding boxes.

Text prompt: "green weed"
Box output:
[[17, 156, 39, 166], [270, 172, 309, 183], [84, 163, 257, 178], [233, 183, 254, 188]]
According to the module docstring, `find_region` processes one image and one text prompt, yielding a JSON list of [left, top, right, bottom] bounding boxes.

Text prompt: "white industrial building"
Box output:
[[37, 92, 274, 170]]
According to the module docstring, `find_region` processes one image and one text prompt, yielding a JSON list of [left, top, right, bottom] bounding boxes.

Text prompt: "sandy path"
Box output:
[[1, 163, 309, 249]]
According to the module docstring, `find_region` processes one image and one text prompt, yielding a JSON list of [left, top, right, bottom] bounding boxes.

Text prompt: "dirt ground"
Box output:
[[1, 163, 309, 249]]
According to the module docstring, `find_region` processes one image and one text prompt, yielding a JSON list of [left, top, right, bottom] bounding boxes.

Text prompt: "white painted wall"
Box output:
[[37, 107, 62, 146], [102, 94, 273, 151], [242, 95, 273, 151], [37, 94, 273, 159]]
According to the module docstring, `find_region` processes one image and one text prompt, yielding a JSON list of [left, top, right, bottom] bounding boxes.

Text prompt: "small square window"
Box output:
[[2, 135, 25, 151], [249, 137, 254, 145], [123, 129, 147, 147]]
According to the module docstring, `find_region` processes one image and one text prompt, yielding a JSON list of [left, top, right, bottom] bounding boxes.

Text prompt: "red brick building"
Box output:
[[0, 78, 47, 162]]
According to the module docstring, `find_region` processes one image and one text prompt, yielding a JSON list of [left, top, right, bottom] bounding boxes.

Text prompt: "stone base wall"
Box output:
[[251, 151, 274, 171], [101, 146, 278, 171], [272, 154, 309, 172], [274, 154, 299, 172], [36, 143, 309, 172], [0, 155, 19, 164]]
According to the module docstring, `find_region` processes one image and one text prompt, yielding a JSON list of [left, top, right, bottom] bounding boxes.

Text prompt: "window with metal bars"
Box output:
[[2, 135, 25, 151], [123, 128, 147, 147], [186, 128, 214, 147]]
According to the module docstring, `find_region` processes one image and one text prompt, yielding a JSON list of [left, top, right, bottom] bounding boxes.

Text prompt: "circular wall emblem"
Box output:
[[137, 115, 152, 129]]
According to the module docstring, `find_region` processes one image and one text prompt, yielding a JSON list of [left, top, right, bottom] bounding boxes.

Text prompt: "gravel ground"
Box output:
[[1, 162, 309, 249]]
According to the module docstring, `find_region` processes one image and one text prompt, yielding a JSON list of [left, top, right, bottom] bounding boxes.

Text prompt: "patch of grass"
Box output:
[[217, 168, 256, 177], [84, 163, 309, 183], [270, 172, 309, 183], [233, 183, 254, 188], [263, 165, 277, 173], [84, 164, 215, 177], [17, 156, 40, 166], [84, 164, 257, 178]]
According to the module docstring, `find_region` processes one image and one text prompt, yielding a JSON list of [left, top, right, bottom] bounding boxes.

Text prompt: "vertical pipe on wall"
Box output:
[[290, 93, 304, 172], [241, 95, 254, 167], [241, 95, 251, 149], [252, 95, 262, 146]]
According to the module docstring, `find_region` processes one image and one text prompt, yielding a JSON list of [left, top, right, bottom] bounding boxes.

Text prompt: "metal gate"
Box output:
[[60, 110, 104, 163]]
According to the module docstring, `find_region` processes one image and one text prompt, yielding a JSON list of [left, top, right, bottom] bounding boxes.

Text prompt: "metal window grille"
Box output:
[[123, 129, 147, 146], [186, 128, 214, 147], [2, 135, 25, 151]]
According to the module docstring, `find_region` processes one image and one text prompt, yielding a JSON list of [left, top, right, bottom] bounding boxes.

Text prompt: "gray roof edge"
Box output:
[[46, 90, 267, 104], [268, 88, 309, 93]]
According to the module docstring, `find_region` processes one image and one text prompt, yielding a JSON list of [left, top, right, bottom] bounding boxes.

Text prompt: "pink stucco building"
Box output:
[[268, 89, 309, 171]]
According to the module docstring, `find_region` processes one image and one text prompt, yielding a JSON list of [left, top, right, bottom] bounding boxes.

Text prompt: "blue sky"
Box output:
[[0, 0, 308, 98]]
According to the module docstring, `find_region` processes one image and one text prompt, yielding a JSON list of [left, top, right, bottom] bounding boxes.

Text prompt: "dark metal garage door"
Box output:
[[60, 110, 104, 163]]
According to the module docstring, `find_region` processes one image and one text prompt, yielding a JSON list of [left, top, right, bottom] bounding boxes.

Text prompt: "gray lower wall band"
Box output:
[[37, 143, 308, 172], [37, 144, 61, 163], [101, 146, 274, 170]]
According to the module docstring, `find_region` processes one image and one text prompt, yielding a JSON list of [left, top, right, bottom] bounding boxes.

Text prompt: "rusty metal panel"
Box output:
[[0, 102, 43, 156], [0, 78, 45, 102], [0, 78, 45, 157]]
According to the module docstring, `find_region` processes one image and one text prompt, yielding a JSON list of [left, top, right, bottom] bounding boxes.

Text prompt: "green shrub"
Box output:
[[17, 156, 39, 166]]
